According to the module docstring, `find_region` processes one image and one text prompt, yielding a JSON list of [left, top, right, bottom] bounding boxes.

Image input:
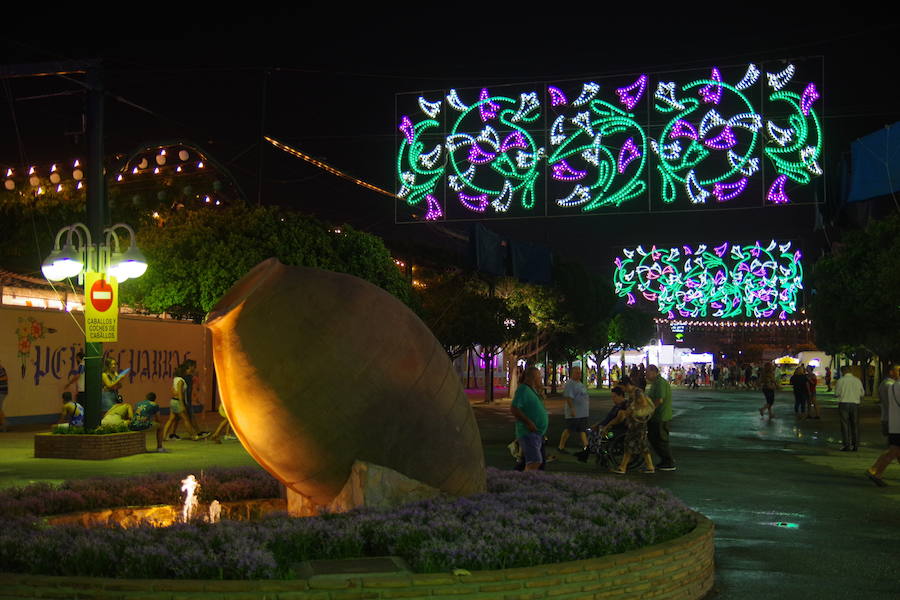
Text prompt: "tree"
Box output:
[[810, 213, 900, 367], [121, 206, 411, 321], [549, 261, 617, 366], [592, 308, 657, 372], [416, 272, 532, 402]]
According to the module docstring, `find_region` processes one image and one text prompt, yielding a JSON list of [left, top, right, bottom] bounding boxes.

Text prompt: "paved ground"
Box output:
[[2, 386, 899, 599], [472, 386, 900, 600]]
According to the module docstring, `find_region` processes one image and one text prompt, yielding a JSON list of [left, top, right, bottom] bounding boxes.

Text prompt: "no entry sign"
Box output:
[[85, 272, 119, 342]]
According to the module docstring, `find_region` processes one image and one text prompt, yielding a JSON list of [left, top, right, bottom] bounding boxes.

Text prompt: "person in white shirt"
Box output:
[[877, 367, 898, 439], [557, 366, 590, 453], [834, 366, 866, 451], [866, 369, 900, 486]]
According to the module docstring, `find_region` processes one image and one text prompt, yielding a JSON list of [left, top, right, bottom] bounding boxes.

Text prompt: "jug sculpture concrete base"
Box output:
[[205, 258, 486, 515]]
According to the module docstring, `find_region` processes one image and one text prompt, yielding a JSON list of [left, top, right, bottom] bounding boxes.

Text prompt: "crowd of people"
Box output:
[[510, 358, 900, 489], [511, 364, 676, 475], [56, 356, 234, 452]]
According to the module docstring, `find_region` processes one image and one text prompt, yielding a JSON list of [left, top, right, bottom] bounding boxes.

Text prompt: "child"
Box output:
[[208, 400, 233, 444], [56, 391, 84, 429], [130, 392, 168, 453], [601, 389, 655, 474]]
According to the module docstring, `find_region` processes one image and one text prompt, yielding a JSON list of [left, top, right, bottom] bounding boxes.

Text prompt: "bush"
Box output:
[[0, 468, 696, 579]]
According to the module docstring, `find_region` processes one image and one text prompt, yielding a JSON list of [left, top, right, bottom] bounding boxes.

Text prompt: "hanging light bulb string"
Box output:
[[265, 136, 397, 199]]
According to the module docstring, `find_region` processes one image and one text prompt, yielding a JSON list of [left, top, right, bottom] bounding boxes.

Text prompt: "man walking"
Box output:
[[557, 365, 590, 453], [866, 373, 900, 486], [835, 365, 865, 451], [646, 364, 676, 471], [511, 366, 548, 471]]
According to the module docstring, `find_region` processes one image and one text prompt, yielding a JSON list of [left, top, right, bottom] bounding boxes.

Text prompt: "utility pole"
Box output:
[[2, 60, 106, 428], [83, 65, 106, 429]]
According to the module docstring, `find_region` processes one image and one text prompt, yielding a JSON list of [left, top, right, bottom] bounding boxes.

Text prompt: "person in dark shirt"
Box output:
[[577, 386, 629, 462], [790, 366, 810, 419]]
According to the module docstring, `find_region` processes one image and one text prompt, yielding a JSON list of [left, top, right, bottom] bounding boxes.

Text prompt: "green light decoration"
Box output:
[[612, 240, 803, 320], [395, 61, 822, 220]]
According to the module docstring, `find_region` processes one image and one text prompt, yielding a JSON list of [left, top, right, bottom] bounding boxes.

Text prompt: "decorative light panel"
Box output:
[[396, 58, 822, 222], [612, 240, 803, 320]]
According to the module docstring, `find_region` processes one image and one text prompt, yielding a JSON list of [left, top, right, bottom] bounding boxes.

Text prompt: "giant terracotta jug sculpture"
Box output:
[[205, 258, 485, 513]]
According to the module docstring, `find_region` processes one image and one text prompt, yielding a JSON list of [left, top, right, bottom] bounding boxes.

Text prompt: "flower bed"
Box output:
[[0, 468, 698, 580]]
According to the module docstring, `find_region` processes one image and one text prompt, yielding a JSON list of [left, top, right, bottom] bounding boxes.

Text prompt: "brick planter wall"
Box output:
[[33, 431, 147, 459], [0, 513, 714, 599]]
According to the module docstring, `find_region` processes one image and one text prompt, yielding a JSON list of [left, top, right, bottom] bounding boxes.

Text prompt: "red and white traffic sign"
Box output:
[[90, 278, 114, 312]]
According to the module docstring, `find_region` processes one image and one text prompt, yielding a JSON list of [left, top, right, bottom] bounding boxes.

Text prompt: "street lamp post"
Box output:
[[42, 222, 147, 428]]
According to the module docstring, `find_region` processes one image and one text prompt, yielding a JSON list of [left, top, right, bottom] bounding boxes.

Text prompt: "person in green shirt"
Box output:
[[511, 366, 548, 471], [645, 365, 675, 471]]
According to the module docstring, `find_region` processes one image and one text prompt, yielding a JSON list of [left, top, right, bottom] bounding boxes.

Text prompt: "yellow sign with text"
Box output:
[[85, 272, 118, 342]]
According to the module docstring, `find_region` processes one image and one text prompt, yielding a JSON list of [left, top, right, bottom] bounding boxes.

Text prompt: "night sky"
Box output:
[[2, 9, 899, 275]]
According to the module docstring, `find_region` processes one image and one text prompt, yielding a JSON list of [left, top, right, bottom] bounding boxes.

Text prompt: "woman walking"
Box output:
[[758, 362, 777, 419], [163, 360, 202, 441]]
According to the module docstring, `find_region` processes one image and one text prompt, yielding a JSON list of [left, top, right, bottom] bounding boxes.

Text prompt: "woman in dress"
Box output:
[[601, 389, 656, 474], [101, 358, 124, 413]]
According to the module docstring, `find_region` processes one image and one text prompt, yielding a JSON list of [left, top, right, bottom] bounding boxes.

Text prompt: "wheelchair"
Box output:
[[576, 427, 641, 470]]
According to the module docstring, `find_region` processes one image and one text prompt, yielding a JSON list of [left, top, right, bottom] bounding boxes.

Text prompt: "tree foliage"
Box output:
[[594, 308, 657, 363], [120, 206, 410, 321], [809, 213, 900, 363]]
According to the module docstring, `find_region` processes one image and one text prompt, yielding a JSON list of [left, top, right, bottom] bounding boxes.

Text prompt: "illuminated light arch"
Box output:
[[396, 60, 822, 220], [613, 240, 803, 320]]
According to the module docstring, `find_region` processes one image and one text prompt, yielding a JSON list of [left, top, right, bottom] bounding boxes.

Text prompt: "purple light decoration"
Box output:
[[499, 131, 527, 153], [399, 116, 415, 144], [617, 138, 641, 174], [683, 246, 693, 255], [548, 86, 568, 106], [424, 194, 443, 221], [800, 83, 820, 116], [551, 160, 587, 181], [761, 309, 775, 318], [478, 88, 500, 122], [645, 270, 659, 280], [458, 192, 488, 212], [669, 119, 699, 141], [479, 355, 500, 369], [779, 311, 788, 320], [714, 243, 728, 257], [732, 298, 741, 307], [467, 144, 496, 165], [750, 243, 762, 257], [627, 293, 636, 305], [699, 67, 723, 105], [667, 311, 675, 319], [793, 250, 802, 263], [711, 302, 722, 308], [643, 291, 658, 301], [662, 265, 675, 274], [679, 309, 691, 317], [767, 175, 790, 204], [614, 257, 623, 268], [703, 126, 737, 150], [712, 177, 748, 202], [616, 74, 648, 110]]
